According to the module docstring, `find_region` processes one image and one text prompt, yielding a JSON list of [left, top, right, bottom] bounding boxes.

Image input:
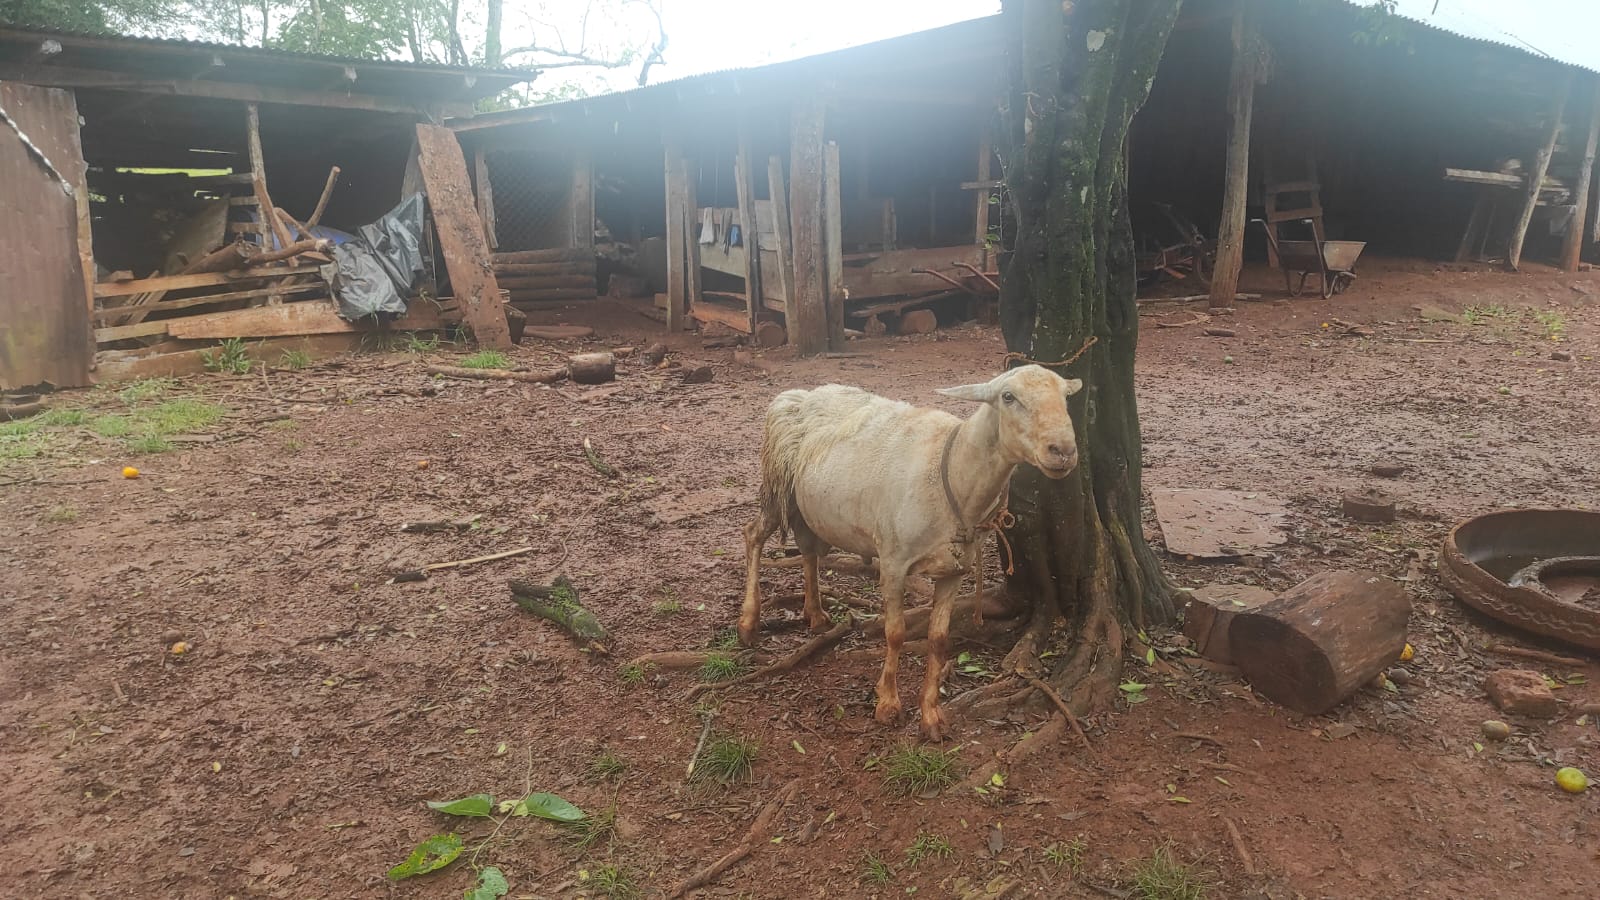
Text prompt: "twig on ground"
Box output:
[[684, 710, 717, 781], [1173, 732, 1224, 747], [582, 437, 618, 478], [1019, 673, 1099, 762], [1483, 642, 1589, 669], [666, 778, 802, 898], [398, 515, 481, 534], [387, 546, 534, 583], [425, 364, 568, 384], [1223, 816, 1257, 876]]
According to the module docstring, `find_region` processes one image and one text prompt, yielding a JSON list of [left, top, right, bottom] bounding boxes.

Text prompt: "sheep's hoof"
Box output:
[[874, 698, 903, 725], [736, 622, 760, 648], [919, 707, 950, 742]]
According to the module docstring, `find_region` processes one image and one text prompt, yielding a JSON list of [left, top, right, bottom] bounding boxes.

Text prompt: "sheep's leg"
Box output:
[[739, 509, 780, 647], [918, 575, 961, 741], [793, 526, 832, 632], [874, 565, 909, 726]]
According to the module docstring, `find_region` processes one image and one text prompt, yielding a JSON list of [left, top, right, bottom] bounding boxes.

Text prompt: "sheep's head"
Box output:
[[937, 364, 1083, 478]]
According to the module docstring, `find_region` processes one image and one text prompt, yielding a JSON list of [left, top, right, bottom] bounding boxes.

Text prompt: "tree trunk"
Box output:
[[484, 0, 504, 67], [996, 0, 1181, 710]]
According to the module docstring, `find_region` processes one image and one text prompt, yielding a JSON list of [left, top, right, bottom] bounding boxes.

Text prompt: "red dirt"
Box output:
[[3, 258, 1599, 898]]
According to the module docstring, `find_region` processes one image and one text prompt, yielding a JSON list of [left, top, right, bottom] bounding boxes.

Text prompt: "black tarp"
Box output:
[[327, 193, 428, 321]]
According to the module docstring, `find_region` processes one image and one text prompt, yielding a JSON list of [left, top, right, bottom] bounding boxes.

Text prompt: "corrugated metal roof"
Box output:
[[0, 21, 538, 78], [1377, 1, 1600, 76]]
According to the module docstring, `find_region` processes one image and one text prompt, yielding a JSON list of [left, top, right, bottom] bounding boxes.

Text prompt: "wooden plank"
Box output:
[[766, 156, 796, 312], [413, 123, 511, 348], [495, 275, 595, 291], [94, 265, 320, 298], [161, 199, 229, 273], [95, 320, 171, 343], [0, 62, 474, 117], [789, 96, 828, 355], [734, 122, 764, 335], [1508, 72, 1573, 271], [1443, 167, 1565, 190], [698, 248, 747, 279], [571, 149, 595, 249], [166, 298, 452, 339], [474, 148, 498, 250], [690, 301, 755, 334], [507, 288, 598, 302], [974, 123, 993, 258], [823, 140, 845, 351], [492, 262, 596, 277], [664, 140, 688, 334], [1561, 77, 1600, 272], [92, 282, 323, 321], [1210, 0, 1261, 309], [491, 248, 591, 265], [683, 157, 703, 321], [840, 244, 986, 300]]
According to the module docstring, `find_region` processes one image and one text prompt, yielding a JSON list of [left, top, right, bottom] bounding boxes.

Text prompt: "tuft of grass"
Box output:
[[708, 628, 742, 652], [617, 663, 648, 686], [459, 349, 510, 369], [581, 862, 640, 900], [652, 599, 682, 617], [43, 505, 79, 524], [127, 435, 173, 454], [693, 733, 758, 785], [860, 852, 895, 885], [698, 653, 742, 683], [904, 831, 954, 867], [278, 348, 311, 370], [1043, 836, 1087, 873], [562, 803, 619, 850], [0, 407, 86, 436], [589, 750, 627, 780], [90, 415, 132, 438], [138, 399, 224, 434], [1462, 303, 1511, 325], [404, 333, 441, 353], [118, 377, 175, 403], [880, 745, 960, 797], [0, 436, 44, 460], [200, 337, 252, 375], [1533, 308, 1566, 340], [1129, 844, 1214, 900]]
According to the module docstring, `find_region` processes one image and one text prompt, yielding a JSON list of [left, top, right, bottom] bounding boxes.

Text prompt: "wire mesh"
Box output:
[[488, 150, 572, 251]]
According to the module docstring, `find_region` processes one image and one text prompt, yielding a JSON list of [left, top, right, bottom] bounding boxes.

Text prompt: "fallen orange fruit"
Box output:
[[417, 459, 430, 470], [170, 641, 190, 655], [121, 466, 140, 479]]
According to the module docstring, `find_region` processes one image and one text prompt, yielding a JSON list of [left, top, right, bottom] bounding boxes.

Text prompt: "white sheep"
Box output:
[[739, 364, 1083, 740]]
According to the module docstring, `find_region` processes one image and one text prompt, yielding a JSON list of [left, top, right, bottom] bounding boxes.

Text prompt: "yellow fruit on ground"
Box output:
[[170, 641, 190, 655], [417, 459, 430, 470], [121, 466, 140, 479], [1555, 767, 1588, 793], [1400, 642, 1414, 661]]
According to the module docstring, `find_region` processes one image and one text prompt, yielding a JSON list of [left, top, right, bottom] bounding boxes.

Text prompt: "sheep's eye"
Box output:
[[1001, 391, 1016, 405]]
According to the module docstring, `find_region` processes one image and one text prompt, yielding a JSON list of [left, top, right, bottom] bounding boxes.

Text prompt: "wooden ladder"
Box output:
[[1261, 152, 1325, 269]]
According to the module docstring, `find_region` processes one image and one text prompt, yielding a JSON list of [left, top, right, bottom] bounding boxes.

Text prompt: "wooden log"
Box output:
[[1182, 584, 1275, 665], [506, 288, 598, 302], [524, 325, 594, 340], [494, 275, 595, 291], [0, 401, 47, 421], [491, 248, 591, 265], [1230, 570, 1410, 715], [897, 308, 937, 335], [473, 149, 497, 249], [566, 352, 615, 385], [1210, 0, 1261, 309], [789, 96, 828, 355], [414, 123, 511, 349], [307, 165, 340, 228], [690, 300, 754, 334], [509, 576, 609, 648], [493, 262, 596, 277], [1561, 77, 1600, 272], [1508, 72, 1573, 271], [165, 296, 447, 339], [755, 320, 786, 348]]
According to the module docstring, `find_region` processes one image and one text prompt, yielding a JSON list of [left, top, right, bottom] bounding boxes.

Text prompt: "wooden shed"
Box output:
[[0, 26, 533, 389]]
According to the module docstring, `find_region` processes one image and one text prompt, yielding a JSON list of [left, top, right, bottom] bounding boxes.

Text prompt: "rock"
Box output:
[[1368, 461, 1407, 478], [1342, 488, 1396, 523], [1550, 349, 1573, 362], [681, 365, 714, 385], [898, 308, 938, 335], [863, 315, 888, 338], [1483, 669, 1560, 717], [1385, 667, 1412, 685], [1203, 327, 1237, 337], [642, 342, 667, 366], [1481, 720, 1512, 741], [613, 346, 636, 359]]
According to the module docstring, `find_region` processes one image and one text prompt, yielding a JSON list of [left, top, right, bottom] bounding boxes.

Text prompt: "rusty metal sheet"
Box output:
[[1151, 488, 1289, 559], [0, 81, 92, 389]]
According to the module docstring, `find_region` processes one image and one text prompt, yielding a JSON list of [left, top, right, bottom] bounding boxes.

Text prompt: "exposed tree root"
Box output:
[[962, 715, 1070, 790], [763, 553, 877, 576], [1020, 673, 1098, 761], [686, 620, 855, 699], [667, 778, 802, 898]]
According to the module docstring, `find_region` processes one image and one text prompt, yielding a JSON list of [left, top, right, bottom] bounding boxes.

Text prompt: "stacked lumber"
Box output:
[[492, 248, 597, 307]]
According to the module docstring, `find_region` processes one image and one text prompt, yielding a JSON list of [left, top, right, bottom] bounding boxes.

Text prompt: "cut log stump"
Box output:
[[567, 352, 615, 384], [754, 321, 786, 348], [1183, 584, 1275, 665], [1230, 570, 1410, 715], [898, 308, 937, 335]]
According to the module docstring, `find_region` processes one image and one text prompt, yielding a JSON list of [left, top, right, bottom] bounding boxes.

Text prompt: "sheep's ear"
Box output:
[[1061, 378, 1084, 398], [937, 381, 1000, 403]]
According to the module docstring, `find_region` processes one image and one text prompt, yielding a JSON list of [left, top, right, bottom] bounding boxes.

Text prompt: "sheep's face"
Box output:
[[938, 365, 1083, 478]]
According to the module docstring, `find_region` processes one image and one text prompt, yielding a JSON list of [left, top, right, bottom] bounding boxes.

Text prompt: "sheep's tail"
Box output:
[[758, 390, 809, 540]]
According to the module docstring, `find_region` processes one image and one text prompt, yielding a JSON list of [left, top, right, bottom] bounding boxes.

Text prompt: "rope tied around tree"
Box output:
[[1003, 334, 1099, 370]]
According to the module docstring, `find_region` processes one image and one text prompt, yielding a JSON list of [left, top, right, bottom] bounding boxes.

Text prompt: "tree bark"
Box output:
[[484, 0, 504, 67], [997, 0, 1181, 709]]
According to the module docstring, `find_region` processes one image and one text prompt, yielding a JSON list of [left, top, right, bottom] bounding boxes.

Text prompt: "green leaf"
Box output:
[[1124, 692, 1148, 705], [464, 866, 509, 900], [425, 794, 495, 818], [1144, 648, 1156, 666], [1168, 796, 1192, 803], [387, 833, 463, 880], [989, 772, 1005, 788], [1118, 682, 1148, 693], [512, 792, 586, 822]]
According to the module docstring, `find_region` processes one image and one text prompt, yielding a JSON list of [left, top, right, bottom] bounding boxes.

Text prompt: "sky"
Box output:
[[1389, 0, 1600, 74]]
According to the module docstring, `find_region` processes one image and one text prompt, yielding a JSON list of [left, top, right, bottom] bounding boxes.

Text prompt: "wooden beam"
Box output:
[[572, 149, 595, 250], [92, 282, 324, 320], [1508, 72, 1573, 272], [664, 141, 688, 333], [789, 96, 829, 356], [0, 62, 473, 117], [165, 298, 451, 339], [974, 119, 994, 265], [840, 245, 986, 300], [734, 122, 764, 335], [766, 155, 796, 316], [95, 320, 171, 343], [492, 248, 592, 265], [1210, 0, 1261, 310], [690, 300, 754, 334], [1561, 77, 1600, 272], [93, 265, 322, 298], [413, 124, 511, 348], [823, 140, 845, 351], [473, 149, 498, 250], [683, 157, 703, 319], [493, 262, 596, 277]]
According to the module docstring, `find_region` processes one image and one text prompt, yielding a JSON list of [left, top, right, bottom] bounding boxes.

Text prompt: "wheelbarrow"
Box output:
[[1253, 218, 1365, 298]]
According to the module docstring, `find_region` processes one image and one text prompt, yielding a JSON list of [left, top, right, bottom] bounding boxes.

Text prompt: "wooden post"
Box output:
[[1507, 71, 1573, 272], [664, 140, 687, 334], [413, 123, 511, 349], [975, 123, 993, 264], [571, 149, 595, 250], [1209, 0, 1261, 309], [473, 149, 498, 250], [789, 96, 829, 356], [823, 140, 845, 351], [767, 155, 797, 322], [682, 156, 702, 320], [1560, 76, 1600, 272], [734, 122, 764, 333]]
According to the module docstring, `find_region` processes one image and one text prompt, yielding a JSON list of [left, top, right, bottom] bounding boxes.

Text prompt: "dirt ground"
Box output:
[[3, 258, 1599, 899]]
